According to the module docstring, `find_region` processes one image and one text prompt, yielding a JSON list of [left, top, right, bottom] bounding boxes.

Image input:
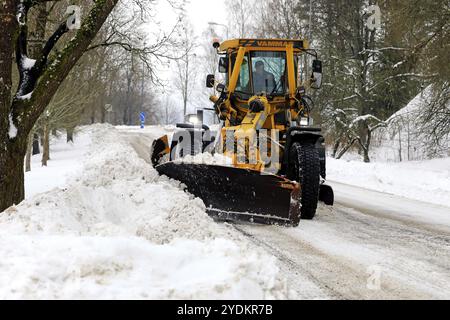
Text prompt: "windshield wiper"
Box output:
[[269, 78, 282, 96]]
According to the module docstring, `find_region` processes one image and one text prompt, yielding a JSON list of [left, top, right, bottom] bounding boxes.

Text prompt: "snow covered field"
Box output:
[[1, 125, 290, 299], [25, 130, 91, 198], [327, 157, 450, 208], [371, 86, 449, 162]]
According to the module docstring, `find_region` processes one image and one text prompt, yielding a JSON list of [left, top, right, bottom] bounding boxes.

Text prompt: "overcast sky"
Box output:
[[145, 0, 229, 120], [155, 0, 228, 39]]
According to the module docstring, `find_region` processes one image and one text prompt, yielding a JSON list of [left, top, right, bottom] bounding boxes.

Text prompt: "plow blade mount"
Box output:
[[156, 162, 301, 226]]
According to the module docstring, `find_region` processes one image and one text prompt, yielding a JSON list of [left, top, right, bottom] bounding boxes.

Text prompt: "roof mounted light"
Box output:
[[212, 38, 220, 49]]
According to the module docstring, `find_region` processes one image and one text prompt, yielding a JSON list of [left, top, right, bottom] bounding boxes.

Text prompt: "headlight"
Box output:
[[299, 117, 309, 126], [188, 115, 199, 125]]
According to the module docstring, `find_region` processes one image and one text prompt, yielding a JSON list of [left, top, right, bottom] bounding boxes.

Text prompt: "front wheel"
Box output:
[[287, 142, 320, 219]]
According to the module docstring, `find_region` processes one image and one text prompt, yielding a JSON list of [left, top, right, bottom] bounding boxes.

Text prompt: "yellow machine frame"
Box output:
[[210, 39, 312, 172], [150, 38, 333, 225]]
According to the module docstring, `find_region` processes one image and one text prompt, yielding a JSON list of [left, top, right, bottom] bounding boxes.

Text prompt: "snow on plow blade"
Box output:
[[155, 162, 301, 226]]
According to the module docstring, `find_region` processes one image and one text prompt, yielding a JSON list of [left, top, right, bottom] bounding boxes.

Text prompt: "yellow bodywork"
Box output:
[[150, 38, 332, 224], [153, 39, 313, 174], [213, 39, 311, 172]]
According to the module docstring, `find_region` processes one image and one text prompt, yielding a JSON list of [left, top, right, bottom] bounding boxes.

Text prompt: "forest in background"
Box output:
[[224, 0, 449, 162], [2, 0, 449, 178]]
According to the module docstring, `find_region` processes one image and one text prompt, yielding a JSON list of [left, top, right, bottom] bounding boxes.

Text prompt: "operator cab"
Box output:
[[207, 39, 321, 99], [206, 38, 323, 128], [233, 51, 287, 99]]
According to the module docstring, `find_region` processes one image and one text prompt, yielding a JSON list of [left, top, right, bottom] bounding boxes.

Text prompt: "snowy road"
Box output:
[[121, 127, 450, 300], [234, 192, 450, 299]]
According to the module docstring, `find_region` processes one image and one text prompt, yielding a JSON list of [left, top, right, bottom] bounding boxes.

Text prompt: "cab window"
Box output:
[[231, 53, 251, 99], [251, 51, 287, 95]]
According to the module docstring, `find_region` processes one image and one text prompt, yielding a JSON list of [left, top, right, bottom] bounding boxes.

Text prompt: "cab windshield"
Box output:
[[231, 51, 287, 98], [251, 51, 287, 95]]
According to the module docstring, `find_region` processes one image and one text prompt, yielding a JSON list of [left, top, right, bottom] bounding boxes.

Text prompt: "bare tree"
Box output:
[[174, 19, 197, 117], [160, 96, 180, 125], [226, 0, 255, 38], [253, 0, 306, 39], [0, 0, 184, 211]]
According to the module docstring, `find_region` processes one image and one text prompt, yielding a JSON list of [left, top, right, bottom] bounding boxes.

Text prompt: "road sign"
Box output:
[[140, 112, 145, 129]]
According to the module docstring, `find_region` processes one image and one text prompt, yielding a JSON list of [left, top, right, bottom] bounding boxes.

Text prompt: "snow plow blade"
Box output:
[[155, 162, 301, 226]]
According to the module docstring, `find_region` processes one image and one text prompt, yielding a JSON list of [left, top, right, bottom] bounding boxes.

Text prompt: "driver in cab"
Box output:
[[253, 60, 276, 93]]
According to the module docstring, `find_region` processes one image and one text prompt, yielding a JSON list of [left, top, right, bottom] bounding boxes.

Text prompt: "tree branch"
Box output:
[[15, 0, 120, 134], [15, 0, 32, 97], [33, 22, 69, 75]]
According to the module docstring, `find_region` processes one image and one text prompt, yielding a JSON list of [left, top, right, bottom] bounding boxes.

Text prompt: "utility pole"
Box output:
[[140, 42, 146, 122], [184, 53, 188, 116]]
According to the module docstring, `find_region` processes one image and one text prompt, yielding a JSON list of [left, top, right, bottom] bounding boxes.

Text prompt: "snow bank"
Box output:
[[25, 129, 91, 198], [372, 86, 450, 162], [0, 234, 283, 299], [327, 157, 450, 207], [1, 124, 289, 299]]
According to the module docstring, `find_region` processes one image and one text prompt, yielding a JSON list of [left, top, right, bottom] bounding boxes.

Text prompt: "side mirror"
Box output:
[[206, 74, 215, 88], [310, 59, 322, 89], [218, 56, 228, 73], [216, 83, 226, 93]]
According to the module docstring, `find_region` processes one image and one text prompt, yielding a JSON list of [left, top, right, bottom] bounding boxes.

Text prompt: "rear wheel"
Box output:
[[288, 142, 320, 219]]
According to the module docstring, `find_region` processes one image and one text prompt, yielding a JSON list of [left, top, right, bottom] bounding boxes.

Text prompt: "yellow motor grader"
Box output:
[[151, 39, 334, 226]]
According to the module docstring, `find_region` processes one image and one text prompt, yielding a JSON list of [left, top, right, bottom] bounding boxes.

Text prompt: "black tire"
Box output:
[[288, 142, 320, 220]]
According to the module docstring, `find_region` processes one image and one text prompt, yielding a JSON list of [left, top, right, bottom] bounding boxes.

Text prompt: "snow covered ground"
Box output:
[[371, 86, 449, 162], [1, 125, 291, 299], [2, 124, 449, 299], [327, 157, 450, 208], [25, 130, 91, 198]]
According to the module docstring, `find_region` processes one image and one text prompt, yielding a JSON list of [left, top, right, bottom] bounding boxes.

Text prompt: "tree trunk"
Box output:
[[25, 133, 32, 172], [90, 104, 96, 124], [362, 147, 370, 163], [331, 139, 341, 158], [28, 2, 48, 59], [42, 122, 50, 166], [336, 138, 356, 159], [0, 139, 27, 212], [363, 129, 372, 163], [32, 133, 40, 155], [66, 127, 74, 143], [184, 56, 189, 116], [100, 106, 106, 123], [0, 0, 20, 212], [407, 121, 411, 161]]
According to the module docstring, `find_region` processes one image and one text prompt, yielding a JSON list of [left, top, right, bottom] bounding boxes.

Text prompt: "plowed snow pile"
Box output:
[[0, 125, 291, 299], [327, 157, 450, 207]]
